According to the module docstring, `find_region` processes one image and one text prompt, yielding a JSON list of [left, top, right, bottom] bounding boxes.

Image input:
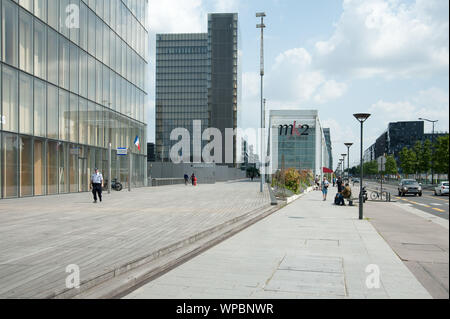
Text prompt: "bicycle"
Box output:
[[370, 190, 388, 201]]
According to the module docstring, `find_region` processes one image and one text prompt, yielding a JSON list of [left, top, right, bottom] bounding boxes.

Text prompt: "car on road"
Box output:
[[434, 182, 449, 196], [398, 179, 422, 197], [352, 178, 360, 185]]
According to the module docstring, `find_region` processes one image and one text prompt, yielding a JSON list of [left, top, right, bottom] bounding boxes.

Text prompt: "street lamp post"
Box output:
[[257, 12, 266, 193], [341, 154, 347, 182], [419, 118, 438, 184], [354, 113, 371, 220], [345, 143, 353, 182]]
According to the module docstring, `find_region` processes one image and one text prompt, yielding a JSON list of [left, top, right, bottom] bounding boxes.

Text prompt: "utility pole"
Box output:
[[257, 12, 266, 193]]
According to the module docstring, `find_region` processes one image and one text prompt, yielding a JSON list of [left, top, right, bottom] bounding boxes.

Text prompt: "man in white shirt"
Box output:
[[90, 168, 104, 203]]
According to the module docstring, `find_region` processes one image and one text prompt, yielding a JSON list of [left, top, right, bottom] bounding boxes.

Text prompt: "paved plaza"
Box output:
[[0, 181, 270, 298], [126, 189, 432, 299]]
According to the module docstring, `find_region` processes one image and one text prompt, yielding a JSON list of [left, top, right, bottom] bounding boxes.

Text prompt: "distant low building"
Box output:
[[364, 121, 449, 164]]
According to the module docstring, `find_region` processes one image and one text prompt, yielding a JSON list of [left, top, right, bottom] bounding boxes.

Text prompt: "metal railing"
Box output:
[[149, 178, 186, 187]]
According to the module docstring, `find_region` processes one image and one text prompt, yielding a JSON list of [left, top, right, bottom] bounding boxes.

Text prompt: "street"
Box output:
[[365, 181, 449, 220]]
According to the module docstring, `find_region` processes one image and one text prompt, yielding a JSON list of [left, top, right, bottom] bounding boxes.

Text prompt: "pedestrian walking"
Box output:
[[91, 168, 103, 203], [184, 174, 189, 185], [337, 176, 343, 193], [191, 173, 196, 186], [333, 176, 336, 187], [322, 177, 330, 201]]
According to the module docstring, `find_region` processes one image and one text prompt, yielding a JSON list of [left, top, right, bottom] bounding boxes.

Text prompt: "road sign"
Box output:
[[117, 148, 128, 156]]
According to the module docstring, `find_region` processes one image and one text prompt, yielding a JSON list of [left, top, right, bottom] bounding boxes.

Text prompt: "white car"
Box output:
[[434, 182, 449, 196]]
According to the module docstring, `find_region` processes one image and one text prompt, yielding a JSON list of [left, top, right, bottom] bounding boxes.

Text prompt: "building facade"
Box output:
[[323, 128, 333, 171], [155, 13, 239, 165], [155, 33, 209, 161], [364, 121, 449, 165], [1, 0, 149, 199], [269, 110, 330, 177]]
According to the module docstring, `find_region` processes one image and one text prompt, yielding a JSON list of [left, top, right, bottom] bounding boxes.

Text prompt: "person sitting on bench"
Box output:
[[342, 183, 353, 206]]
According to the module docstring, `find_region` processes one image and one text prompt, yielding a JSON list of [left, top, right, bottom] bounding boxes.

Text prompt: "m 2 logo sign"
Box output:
[[279, 121, 310, 136]]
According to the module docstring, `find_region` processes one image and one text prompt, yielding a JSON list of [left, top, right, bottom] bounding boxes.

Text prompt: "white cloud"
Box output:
[[149, 0, 205, 34], [266, 48, 347, 106], [369, 87, 449, 130], [314, 0, 449, 78]]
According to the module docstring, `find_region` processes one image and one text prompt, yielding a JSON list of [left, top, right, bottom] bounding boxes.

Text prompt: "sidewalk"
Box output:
[[125, 188, 431, 299], [365, 201, 449, 299], [0, 181, 270, 298]]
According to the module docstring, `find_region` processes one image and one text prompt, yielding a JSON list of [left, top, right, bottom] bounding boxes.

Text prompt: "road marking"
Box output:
[[432, 208, 446, 213], [424, 196, 449, 202], [431, 203, 443, 206]]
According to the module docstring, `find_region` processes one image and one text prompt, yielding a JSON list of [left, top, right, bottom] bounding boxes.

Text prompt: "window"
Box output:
[[34, 0, 47, 22], [59, 89, 69, 141], [79, 1, 87, 50], [2, 65, 19, 133], [47, 0, 58, 30], [20, 136, 33, 197], [47, 84, 58, 139], [47, 140, 58, 194], [2, 0, 19, 67], [87, 54, 96, 101], [47, 28, 58, 85], [34, 139, 46, 196], [95, 60, 102, 103], [79, 50, 88, 98], [79, 98, 88, 145], [87, 8, 95, 56], [88, 101, 96, 145], [96, 15, 102, 61], [2, 133, 19, 198], [69, 94, 78, 143], [34, 78, 47, 137], [59, 36, 70, 90], [19, 9, 34, 73], [19, 0, 34, 12], [34, 19, 47, 79], [59, 0, 69, 38], [69, 43, 79, 94], [19, 72, 33, 135]]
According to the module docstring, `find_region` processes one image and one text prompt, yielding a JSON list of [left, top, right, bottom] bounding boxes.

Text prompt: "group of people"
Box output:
[[184, 173, 197, 186], [319, 175, 353, 206]]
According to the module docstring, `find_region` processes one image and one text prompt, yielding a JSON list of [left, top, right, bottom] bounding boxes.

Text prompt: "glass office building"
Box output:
[[269, 110, 330, 176], [155, 33, 209, 161], [1, 0, 149, 199], [155, 13, 239, 164]]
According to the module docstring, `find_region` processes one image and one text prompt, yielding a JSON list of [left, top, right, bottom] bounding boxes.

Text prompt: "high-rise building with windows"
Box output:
[[155, 13, 239, 165], [0, 0, 149, 199]]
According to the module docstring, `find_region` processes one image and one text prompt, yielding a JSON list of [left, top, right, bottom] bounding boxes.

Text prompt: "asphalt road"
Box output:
[[365, 181, 449, 220]]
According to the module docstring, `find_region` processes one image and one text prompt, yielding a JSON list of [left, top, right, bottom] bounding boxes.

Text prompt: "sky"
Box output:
[[147, 0, 449, 168]]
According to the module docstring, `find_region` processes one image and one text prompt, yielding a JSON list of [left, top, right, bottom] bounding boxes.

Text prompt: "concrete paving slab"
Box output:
[[125, 188, 431, 299]]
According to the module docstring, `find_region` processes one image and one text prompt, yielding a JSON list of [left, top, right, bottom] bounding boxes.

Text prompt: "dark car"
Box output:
[[398, 179, 422, 197]]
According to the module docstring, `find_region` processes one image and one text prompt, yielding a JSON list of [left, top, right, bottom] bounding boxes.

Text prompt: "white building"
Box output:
[[268, 110, 331, 177]]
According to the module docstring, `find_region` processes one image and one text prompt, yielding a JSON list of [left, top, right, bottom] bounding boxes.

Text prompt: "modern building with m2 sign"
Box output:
[[0, 0, 149, 199], [269, 110, 332, 177]]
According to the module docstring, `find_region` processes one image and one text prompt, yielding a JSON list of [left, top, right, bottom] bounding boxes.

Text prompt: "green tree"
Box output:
[[419, 139, 432, 180], [399, 147, 416, 177], [384, 155, 398, 176], [363, 160, 378, 176], [433, 135, 449, 178], [412, 141, 422, 178]]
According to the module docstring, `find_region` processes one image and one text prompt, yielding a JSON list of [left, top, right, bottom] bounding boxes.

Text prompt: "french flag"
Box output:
[[134, 136, 141, 151]]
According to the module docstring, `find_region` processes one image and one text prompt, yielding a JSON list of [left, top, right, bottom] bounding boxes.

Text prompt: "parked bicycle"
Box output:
[[370, 190, 389, 201]]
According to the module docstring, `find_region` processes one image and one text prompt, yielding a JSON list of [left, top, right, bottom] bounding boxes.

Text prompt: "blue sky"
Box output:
[[147, 0, 449, 168]]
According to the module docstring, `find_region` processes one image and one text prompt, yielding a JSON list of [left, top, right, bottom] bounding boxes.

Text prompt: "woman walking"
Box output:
[[322, 177, 330, 201]]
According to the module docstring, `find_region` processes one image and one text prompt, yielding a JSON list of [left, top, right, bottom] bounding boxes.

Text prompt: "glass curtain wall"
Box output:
[[1, 0, 148, 199]]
